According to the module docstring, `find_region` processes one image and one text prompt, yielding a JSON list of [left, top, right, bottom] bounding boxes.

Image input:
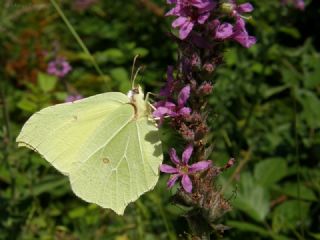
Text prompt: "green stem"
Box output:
[[0, 80, 15, 199], [50, 0, 105, 77]]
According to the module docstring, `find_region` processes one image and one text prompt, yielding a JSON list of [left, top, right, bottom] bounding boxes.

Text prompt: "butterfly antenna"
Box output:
[[131, 55, 140, 89], [132, 66, 144, 88]]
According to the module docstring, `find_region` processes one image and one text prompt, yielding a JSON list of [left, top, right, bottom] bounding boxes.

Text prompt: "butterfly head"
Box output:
[[127, 85, 148, 118]]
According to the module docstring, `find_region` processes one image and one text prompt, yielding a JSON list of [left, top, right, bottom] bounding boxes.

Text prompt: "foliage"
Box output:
[[0, 0, 319, 239]]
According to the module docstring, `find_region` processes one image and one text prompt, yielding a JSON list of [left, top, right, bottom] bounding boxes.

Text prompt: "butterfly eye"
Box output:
[[132, 88, 139, 94]]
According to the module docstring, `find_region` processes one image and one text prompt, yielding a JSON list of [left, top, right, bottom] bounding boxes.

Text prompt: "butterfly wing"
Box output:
[[16, 92, 130, 175], [69, 116, 162, 214], [17, 92, 163, 214]]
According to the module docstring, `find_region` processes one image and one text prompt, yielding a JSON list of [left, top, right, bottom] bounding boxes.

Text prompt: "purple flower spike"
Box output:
[[47, 57, 72, 78], [160, 145, 212, 193]]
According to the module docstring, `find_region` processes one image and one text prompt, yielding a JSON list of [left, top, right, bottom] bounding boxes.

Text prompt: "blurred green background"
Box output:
[[0, 0, 319, 239]]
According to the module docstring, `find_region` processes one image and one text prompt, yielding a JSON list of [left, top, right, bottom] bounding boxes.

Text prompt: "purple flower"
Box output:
[[160, 145, 212, 192], [47, 57, 72, 78], [214, 21, 234, 39], [214, 18, 256, 48], [65, 94, 83, 102], [153, 85, 192, 122], [167, 0, 217, 39], [232, 17, 256, 48]]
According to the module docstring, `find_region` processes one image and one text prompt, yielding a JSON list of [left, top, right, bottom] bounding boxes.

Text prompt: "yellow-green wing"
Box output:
[[17, 92, 163, 214], [69, 115, 163, 215], [16, 92, 130, 175]]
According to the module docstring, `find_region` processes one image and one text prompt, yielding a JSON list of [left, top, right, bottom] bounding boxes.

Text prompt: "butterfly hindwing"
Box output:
[[69, 116, 162, 214]]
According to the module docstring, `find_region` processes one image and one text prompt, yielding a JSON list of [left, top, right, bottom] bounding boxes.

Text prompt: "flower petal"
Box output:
[[160, 164, 179, 173], [181, 174, 192, 193], [152, 106, 169, 118], [178, 107, 191, 117], [179, 21, 194, 40], [169, 148, 180, 164], [167, 174, 181, 188], [172, 16, 188, 28], [215, 22, 233, 39], [237, 3, 254, 13], [189, 160, 212, 173], [182, 144, 193, 164], [178, 85, 190, 106]]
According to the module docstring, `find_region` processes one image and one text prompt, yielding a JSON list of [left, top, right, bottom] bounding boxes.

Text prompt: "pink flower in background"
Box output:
[[160, 145, 212, 192], [282, 0, 305, 10], [73, 0, 99, 11], [47, 57, 72, 78], [65, 94, 83, 102]]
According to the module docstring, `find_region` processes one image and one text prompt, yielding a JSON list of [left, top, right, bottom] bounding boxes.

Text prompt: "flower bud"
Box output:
[[199, 82, 213, 95]]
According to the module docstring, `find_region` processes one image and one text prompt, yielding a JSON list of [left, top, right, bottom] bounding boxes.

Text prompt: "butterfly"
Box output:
[[16, 84, 163, 215]]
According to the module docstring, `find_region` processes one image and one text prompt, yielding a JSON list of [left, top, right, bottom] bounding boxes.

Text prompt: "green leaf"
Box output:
[[309, 233, 320, 240], [133, 48, 149, 57], [22, 175, 68, 198], [280, 183, 317, 201], [17, 98, 37, 112], [296, 89, 320, 129], [96, 48, 125, 64], [227, 221, 290, 240], [233, 173, 270, 222], [68, 207, 87, 219], [254, 158, 287, 187], [272, 200, 310, 233], [263, 85, 290, 99], [227, 221, 270, 236], [110, 67, 130, 92], [37, 72, 58, 93]]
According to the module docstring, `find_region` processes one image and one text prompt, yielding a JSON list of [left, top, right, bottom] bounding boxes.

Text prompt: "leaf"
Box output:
[[272, 200, 310, 233], [263, 85, 290, 99], [22, 175, 68, 198], [110, 67, 130, 93], [280, 183, 317, 201], [254, 158, 287, 187], [309, 233, 320, 240], [17, 98, 38, 112], [296, 89, 320, 129], [37, 72, 58, 93], [133, 48, 149, 57], [96, 48, 125, 64], [227, 221, 290, 240], [68, 207, 87, 219], [233, 173, 270, 222]]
